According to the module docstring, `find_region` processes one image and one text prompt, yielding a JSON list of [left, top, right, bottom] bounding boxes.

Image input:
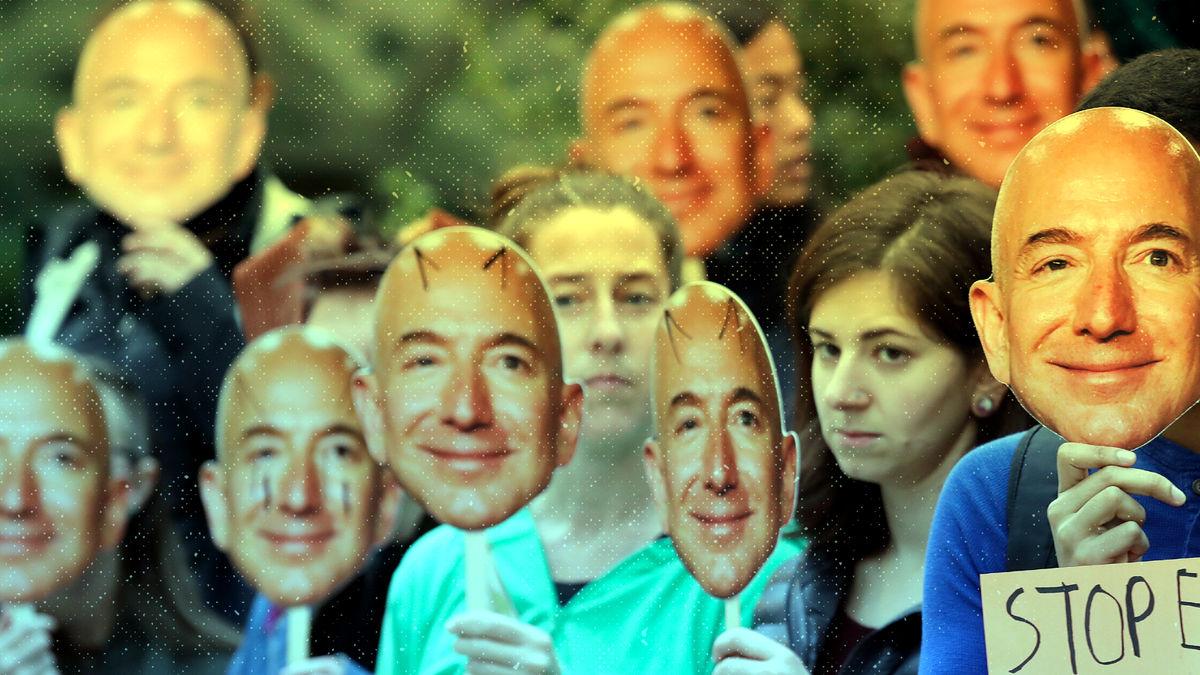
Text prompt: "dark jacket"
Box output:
[[754, 547, 921, 675], [18, 171, 270, 621]]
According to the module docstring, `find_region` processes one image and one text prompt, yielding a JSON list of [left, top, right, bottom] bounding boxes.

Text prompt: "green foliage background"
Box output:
[[0, 0, 917, 333]]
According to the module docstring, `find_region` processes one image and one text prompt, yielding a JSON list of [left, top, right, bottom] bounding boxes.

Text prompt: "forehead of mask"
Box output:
[[0, 341, 108, 463], [914, 0, 1084, 59], [0, 341, 110, 603], [374, 227, 562, 382], [582, 6, 751, 139], [75, 1, 250, 105], [218, 329, 364, 462], [991, 107, 1200, 447], [651, 283, 783, 441]]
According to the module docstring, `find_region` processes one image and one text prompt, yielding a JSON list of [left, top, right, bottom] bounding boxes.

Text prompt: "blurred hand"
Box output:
[[279, 655, 349, 675], [0, 606, 59, 675], [118, 222, 214, 298], [1048, 442, 1187, 566], [712, 628, 808, 675], [446, 610, 560, 675], [297, 214, 353, 261]]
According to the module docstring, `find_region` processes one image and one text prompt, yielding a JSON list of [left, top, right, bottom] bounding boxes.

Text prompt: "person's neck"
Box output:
[[878, 420, 978, 565], [1162, 406, 1200, 454], [38, 550, 121, 650], [531, 423, 659, 537]]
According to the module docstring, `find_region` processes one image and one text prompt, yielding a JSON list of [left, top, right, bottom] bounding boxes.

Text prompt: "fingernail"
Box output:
[[1118, 450, 1137, 464], [1175, 486, 1188, 504]]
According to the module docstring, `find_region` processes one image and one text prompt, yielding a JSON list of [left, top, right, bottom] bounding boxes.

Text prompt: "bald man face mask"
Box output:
[[644, 282, 797, 599], [971, 107, 1200, 450], [354, 227, 583, 531], [201, 328, 399, 607], [0, 340, 130, 603]]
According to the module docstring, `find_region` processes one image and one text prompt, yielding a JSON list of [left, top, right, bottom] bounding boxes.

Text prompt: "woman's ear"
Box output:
[[969, 361, 1010, 419]]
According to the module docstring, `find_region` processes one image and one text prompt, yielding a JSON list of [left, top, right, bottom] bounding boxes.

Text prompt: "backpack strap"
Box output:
[[1006, 424, 1065, 571]]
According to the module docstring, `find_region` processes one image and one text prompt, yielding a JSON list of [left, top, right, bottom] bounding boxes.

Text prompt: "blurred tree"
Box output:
[[0, 0, 918, 334]]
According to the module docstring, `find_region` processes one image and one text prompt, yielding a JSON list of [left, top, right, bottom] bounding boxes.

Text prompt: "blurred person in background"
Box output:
[[694, 0, 820, 409], [901, 0, 1107, 188], [17, 0, 325, 622], [0, 340, 240, 675], [573, 3, 771, 270]]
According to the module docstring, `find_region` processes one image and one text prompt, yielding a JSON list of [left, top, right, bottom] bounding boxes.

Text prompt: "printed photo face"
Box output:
[[205, 330, 392, 607], [0, 343, 119, 603], [369, 228, 574, 531], [974, 108, 1200, 449], [646, 283, 796, 599], [581, 11, 759, 257]]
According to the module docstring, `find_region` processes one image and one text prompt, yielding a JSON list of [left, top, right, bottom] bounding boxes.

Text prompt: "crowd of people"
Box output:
[[2, 0, 1199, 674]]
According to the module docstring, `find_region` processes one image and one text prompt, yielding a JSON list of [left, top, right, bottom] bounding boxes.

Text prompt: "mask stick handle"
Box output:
[[287, 606, 313, 665], [465, 531, 489, 612], [725, 595, 741, 631]]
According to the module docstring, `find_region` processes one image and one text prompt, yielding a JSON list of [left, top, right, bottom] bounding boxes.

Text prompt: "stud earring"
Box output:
[[973, 396, 995, 417]]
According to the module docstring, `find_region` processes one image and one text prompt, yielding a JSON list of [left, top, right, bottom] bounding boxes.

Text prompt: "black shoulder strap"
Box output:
[[1006, 424, 1065, 571]]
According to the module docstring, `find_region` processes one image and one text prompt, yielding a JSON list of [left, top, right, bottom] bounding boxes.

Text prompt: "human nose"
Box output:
[[588, 296, 624, 355], [139, 99, 178, 152], [1072, 263, 1137, 340], [702, 426, 739, 495], [781, 94, 814, 142], [438, 362, 494, 431], [653, 116, 695, 176], [984, 44, 1025, 103], [821, 356, 871, 411], [278, 452, 322, 515], [0, 455, 37, 516]]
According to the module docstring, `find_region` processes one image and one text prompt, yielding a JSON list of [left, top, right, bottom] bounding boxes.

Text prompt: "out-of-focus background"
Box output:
[[0, 0, 918, 333], [2, 0, 1194, 333]]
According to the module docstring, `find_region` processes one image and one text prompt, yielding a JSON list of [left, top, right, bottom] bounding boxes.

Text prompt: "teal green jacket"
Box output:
[[376, 510, 801, 675]]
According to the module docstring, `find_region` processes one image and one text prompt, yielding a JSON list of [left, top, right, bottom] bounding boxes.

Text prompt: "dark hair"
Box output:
[[1076, 49, 1200, 140], [495, 169, 685, 291], [91, 0, 263, 75], [690, 0, 782, 46], [787, 171, 1031, 558]]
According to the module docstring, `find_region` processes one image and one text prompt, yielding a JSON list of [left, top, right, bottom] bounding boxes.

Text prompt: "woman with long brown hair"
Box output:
[[714, 171, 1030, 675]]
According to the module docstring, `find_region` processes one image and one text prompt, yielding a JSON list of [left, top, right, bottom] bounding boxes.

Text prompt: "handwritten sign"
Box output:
[[982, 557, 1200, 674]]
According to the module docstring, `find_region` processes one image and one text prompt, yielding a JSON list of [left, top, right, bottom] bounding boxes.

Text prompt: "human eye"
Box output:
[[612, 111, 645, 133], [875, 345, 911, 365], [675, 416, 700, 436], [247, 442, 280, 463], [554, 293, 580, 309], [401, 350, 441, 370], [1134, 246, 1187, 273], [941, 34, 979, 60], [696, 100, 727, 121], [37, 439, 86, 469], [732, 408, 761, 429], [1022, 26, 1062, 50], [492, 348, 535, 375], [619, 284, 660, 311], [811, 340, 840, 361], [1030, 255, 1073, 276], [324, 433, 364, 461]]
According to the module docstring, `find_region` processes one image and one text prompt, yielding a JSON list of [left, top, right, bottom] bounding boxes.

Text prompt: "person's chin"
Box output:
[[680, 550, 749, 600], [1050, 405, 1168, 450]]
